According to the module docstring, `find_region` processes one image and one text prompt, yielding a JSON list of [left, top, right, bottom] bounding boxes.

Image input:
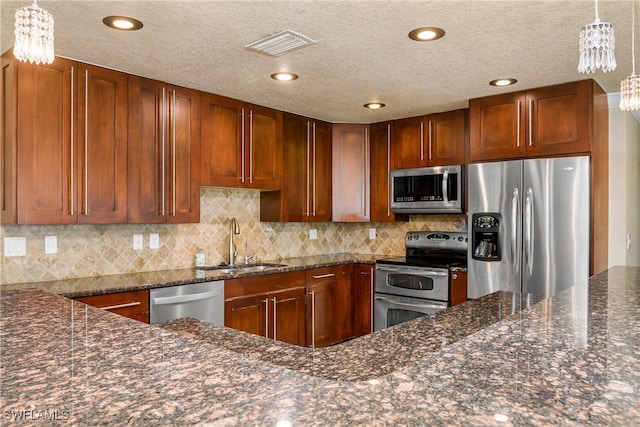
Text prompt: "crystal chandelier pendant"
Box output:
[[620, 74, 640, 111], [14, 0, 55, 65], [578, 19, 617, 73]]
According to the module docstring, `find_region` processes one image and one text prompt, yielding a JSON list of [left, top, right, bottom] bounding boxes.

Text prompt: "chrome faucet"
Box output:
[[228, 217, 240, 266]]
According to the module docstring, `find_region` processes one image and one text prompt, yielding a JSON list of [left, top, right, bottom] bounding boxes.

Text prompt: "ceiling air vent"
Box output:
[[245, 29, 316, 57]]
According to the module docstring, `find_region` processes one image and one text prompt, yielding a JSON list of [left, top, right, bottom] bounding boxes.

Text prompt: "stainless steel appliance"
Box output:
[[390, 165, 464, 214], [375, 231, 467, 331], [467, 156, 590, 299], [150, 280, 224, 325]]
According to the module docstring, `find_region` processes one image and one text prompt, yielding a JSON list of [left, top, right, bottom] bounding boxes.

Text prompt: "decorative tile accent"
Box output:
[[0, 188, 466, 284]]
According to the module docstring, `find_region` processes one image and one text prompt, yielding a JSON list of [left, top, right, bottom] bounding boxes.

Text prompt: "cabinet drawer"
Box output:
[[75, 290, 149, 323], [224, 270, 306, 299], [305, 265, 349, 284]]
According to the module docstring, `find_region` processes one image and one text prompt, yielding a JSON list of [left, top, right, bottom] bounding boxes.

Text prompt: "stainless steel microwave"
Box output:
[[390, 165, 464, 214]]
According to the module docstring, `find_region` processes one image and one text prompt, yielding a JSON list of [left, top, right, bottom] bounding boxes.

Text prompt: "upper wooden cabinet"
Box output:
[[369, 122, 409, 222], [260, 113, 331, 222], [469, 80, 594, 161], [332, 124, 370, 222], [393, 109, 466, 169], [128, 76, 201, 223], [201, 93, 282, 190], [1, 56, 130, 225]]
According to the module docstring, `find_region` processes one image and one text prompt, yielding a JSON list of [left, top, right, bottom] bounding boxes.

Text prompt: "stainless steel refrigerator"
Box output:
[[467, 156, 590, 298]]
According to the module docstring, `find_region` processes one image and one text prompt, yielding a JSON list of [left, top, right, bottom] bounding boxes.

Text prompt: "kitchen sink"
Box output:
[[196, 263, 287, 274]]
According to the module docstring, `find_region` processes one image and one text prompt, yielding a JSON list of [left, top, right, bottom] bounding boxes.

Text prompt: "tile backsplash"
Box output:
[[0, 187, 466, 284]]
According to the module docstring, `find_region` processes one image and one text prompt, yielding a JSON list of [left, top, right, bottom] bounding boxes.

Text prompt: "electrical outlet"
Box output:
[[309, 229, 318, 240], [149, 233, 160, 250], [133, 234, 143, 250], [369, 228, 376, 240], [45, 236, 58, 254], [4, 237, 26, 257]]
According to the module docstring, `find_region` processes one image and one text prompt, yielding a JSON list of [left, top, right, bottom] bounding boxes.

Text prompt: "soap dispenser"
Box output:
[[194, 248, 206, 268]]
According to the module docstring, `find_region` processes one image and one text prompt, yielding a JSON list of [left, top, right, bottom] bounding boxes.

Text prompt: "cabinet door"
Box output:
[[225, 294, 268, 338], [469, 92, 526, 162], [77, 64, 128, 224], [306, 281, 336, 348], [246, 104, 282, 190], [334, 265, 353, 343], [369, 122, 408, 222], [393, 116, 424, 169], [312, 120, 332, 221], [332, 124, 369, 222], [427, 109, 466, 166], [200, 93, 244, 187], [450, 270, 467, 307], [127, 76, 166, 223], [271, 287, 306, 346], [525, 81, 591, 157], [14, 57, 76, 224], [167, 85, 200, 223], [353, 264, 374, 337]]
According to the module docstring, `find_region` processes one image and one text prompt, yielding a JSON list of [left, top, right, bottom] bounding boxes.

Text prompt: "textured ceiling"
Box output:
[[0, 0, 637, 123]]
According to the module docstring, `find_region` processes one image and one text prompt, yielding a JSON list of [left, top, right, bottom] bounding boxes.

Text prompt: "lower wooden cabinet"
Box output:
[[74, 290, 149, 323], [352, 264, 374, 337], [450, 270, 468, 307]]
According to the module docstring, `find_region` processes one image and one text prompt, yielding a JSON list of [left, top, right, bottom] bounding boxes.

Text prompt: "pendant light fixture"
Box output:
[[13, 0, 54, 65], [578, 0, 616, 73], [620, 2, 639, 111]]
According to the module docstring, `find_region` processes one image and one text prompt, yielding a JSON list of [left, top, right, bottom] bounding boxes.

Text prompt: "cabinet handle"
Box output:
[[272, 297, 277, 340], [171, 90, 177, 216], [312, 122, 317, 217], [161, 87, 166, 216], [241, 108, 245, 183], [428, 120, 432, 160], [312, 273, 335, 279], [310, 290, 316, 349], [452, 273, 458, 280], [516, 100, 521, 148], [528, 99, 533, 147], [249, 110, 253, 184], [305, 121, 311, 217], [100, 301, 141, 311], [263, 298, 269, 338], [83, 70, 89, 216], [386, 124, 391, 217], [364, 126, 369, 219], [70, 66, 74, 217], [419, 121, 424, 161], [370, 267, 374, 334]]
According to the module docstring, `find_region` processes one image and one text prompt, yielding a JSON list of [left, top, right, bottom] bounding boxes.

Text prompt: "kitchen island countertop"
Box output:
[[1, 266, 639, 425]]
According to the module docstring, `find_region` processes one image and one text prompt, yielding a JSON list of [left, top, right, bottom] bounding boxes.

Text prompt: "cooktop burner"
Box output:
[[376, 231, 468, 269]]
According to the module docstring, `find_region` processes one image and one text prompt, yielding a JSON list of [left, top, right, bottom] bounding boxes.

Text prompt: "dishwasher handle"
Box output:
[[152, 289, 222, 306]]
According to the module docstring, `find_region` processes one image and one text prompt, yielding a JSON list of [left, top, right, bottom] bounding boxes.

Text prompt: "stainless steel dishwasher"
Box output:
[[149, 281, 224, 325]]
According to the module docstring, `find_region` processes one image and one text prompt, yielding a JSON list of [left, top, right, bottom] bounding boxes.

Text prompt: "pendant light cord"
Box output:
[[595, 0, 600, 22], [633, 1, 637, 75]]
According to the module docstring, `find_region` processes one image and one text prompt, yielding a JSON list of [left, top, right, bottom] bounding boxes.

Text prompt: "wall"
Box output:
[[0, 187, 466, 284], [608, 96, 640, 267]]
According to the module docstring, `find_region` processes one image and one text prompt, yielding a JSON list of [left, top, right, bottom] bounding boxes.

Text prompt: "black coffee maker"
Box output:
[[471, 213, 501, 261]]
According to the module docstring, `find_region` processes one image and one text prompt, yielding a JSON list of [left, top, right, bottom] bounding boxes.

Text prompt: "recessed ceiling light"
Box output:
[[271, 72, 299, 81], [489, 78, 518, 87], [103, 16, 143, 31], [408, 27, 445, 42], [364, 103, 386, 110]]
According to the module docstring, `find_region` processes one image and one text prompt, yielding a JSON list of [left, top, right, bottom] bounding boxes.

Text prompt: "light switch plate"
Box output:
[[133, 234, 143, 250], [149, 233, 159, 249], [4, 237, 26, 257], [45, 236, 58, 254], [369, 228, 376, 240], [309, 229, 318, 240]]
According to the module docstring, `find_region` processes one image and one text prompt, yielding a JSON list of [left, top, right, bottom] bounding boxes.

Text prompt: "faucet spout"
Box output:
[[228, 218, 240, 266]]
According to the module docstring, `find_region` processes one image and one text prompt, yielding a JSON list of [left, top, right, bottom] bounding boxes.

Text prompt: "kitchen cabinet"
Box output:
[[352, 264, 374, 337], [469, 80, 593, 161], [393, 109, 466, 169], [1, 56, 129, 225], [260, 113, 331, 222], [224, 271, 306, 346], [128, 75, 201, 223], [75, 290, 149, 323], [369, 122, 409, 222], [332, 124, 369, 222], [306, 265, 352, 347], [201, 93, 282, 190], [449, 270, 467, 307]]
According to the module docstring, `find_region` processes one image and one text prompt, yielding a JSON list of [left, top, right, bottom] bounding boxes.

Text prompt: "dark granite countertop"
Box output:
[[1, 266, 639, 425], [0, 253, 378, 298]]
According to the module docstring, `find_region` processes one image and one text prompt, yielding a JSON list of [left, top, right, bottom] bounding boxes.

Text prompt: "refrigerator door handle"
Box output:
[[524, 187, 534, 276], [442, 170, 449, 204], [511, 188, 520, 274]]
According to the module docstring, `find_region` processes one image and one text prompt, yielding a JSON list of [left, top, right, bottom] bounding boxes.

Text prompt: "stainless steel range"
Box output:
[[374, 231, 467, 331]]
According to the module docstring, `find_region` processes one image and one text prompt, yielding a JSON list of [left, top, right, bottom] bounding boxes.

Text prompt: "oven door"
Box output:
[[374, 294, 447, 331], [375, 264, 449, 301]]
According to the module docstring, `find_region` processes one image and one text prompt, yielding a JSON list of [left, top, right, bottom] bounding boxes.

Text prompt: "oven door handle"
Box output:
[[375, 295, 446, 309], [376, 266, 448, 277]]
